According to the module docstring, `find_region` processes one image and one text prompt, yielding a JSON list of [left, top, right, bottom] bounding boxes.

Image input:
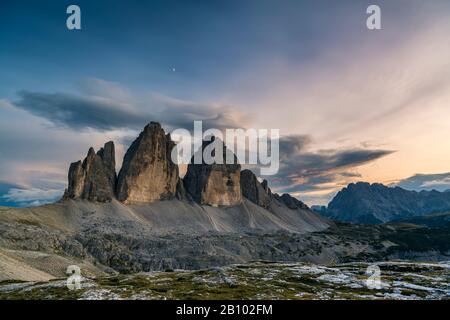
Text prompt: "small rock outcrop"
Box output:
[[183, 137, 242, 206], [63, 141, 116, 202], [116, 122, 179, 204], [240, 170, 308, 210], [240, 169, 273, 208], [275, 193, 309, 210]]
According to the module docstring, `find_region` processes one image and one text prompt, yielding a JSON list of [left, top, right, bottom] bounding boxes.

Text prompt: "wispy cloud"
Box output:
[[261, 135, 393, 204], [13, 79, 248, 132]]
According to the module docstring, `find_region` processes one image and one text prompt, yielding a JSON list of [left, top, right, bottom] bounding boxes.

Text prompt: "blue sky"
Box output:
[[1, 0, 450, 206], [1, 0, 367, 98]]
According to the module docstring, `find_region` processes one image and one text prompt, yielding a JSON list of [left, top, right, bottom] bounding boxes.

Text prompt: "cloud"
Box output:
[[393, 172, 450, 192], [262, 135, 394, 205], [0, 98, 122, 191], [77, 78, 131, 101], [15, 90, 144, 131], [13, 79, 248, 132], [279, 135, 312, 159], [0, 187, 64, 207], [154, 95, 248, 131]]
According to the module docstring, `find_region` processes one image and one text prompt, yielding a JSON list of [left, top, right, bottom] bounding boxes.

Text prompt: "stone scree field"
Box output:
[[0, 261, 448, 300]]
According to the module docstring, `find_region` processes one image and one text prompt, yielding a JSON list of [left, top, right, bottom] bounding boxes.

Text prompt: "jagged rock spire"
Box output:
[[63, 141, 116, 202], [240, 169, 273, 208], [116, 122, 179, 204]]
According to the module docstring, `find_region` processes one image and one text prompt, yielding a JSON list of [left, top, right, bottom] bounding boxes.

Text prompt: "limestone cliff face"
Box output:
[[63, 141, 116, 202], [116, 122, 179, 204], [183, 138, 242, 206], [240, 169, 273, 208]]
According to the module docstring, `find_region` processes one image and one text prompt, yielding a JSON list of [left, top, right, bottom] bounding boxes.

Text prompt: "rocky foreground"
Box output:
[[0, 261, 448, 300]]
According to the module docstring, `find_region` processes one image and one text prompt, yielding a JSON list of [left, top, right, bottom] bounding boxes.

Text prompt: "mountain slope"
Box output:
[[0, 198, 329, 236], [0, 198, 332, 281], [2, 198, 449, 282]]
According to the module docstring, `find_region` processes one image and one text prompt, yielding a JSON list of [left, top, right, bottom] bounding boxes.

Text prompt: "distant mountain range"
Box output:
[[314, 182, 450, 224]]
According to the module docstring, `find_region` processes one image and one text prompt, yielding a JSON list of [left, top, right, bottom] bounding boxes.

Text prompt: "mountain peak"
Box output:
[[183, 137, 242, 206], [324, 182, 450, 224], [63, 141, 116, 202], [116, 122, 179, 204]]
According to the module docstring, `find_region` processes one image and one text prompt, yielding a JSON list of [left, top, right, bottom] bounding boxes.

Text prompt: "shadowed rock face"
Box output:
[[324, 182, 450, 224], [116, 122, 179, 204], [240, 169, 309, 210], [63, 141, 116, 202], [240, 169, 273, 208], [275, 193, 309, 210], [97, 141, 116, 188], [184, 138, 242, 206]]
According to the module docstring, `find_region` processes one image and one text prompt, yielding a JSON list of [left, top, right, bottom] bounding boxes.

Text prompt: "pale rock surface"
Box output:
[[116, 122, 179, 204]]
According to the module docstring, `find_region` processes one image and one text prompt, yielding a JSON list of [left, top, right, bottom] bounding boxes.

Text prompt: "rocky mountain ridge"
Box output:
[[320, 182, 450, 224], [63, 121, 310, 211], [116, 122, 179, 204], [63, 141, 116, 202]]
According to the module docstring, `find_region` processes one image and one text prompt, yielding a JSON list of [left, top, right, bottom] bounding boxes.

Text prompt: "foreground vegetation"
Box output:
[[0, 261, 448, 300]]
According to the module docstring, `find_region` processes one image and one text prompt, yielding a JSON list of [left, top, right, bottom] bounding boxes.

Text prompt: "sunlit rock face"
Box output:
[[183, 138, 242, 206], [64, 141, 116, 202], [116, 122, 179, 204]]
